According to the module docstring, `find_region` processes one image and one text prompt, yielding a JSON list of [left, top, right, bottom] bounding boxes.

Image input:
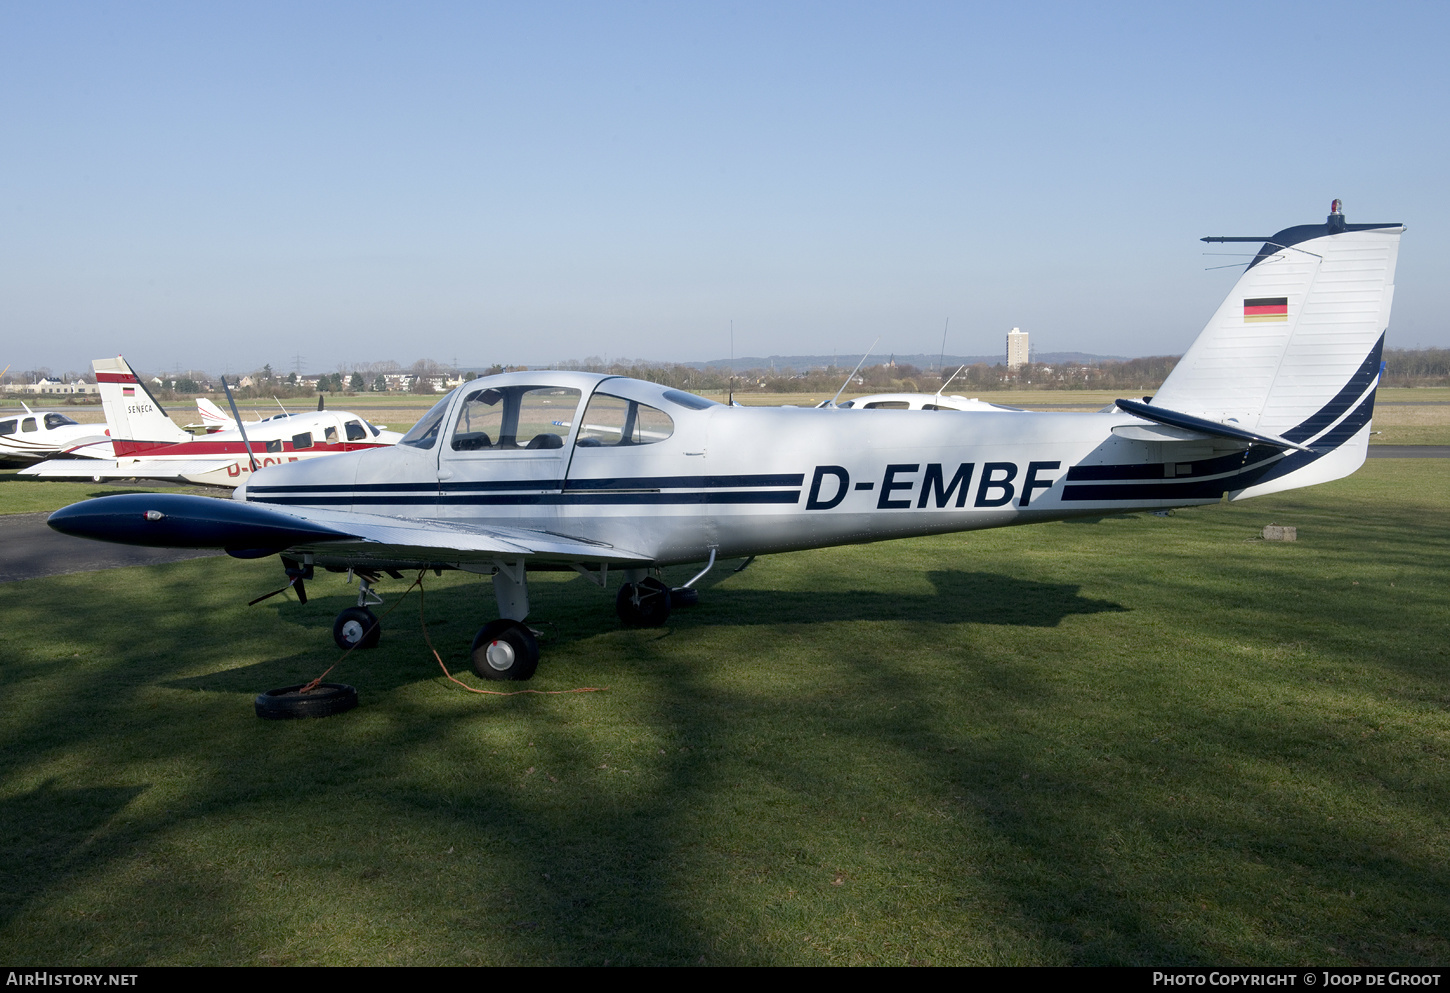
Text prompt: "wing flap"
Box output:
[[275, 505, 650, 563]]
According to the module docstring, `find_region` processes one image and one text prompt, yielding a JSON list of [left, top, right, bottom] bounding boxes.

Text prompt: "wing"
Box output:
[[46, 492, 651, 566]]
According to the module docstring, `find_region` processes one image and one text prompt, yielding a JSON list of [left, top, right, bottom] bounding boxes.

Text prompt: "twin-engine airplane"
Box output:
[[49, 203, 1401, 683], [23, 357, 403, 487]]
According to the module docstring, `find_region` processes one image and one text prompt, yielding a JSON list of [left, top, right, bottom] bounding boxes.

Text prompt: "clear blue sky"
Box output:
[[3, 0, 1446, 377]]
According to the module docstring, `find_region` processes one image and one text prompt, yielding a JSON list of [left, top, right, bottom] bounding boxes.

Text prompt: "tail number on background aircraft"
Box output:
[[806, 462, 1061, 511], [225, 456, 301, 477]]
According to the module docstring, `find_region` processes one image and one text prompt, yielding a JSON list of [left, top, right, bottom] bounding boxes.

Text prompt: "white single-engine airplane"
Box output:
[[24, 357, 403, 486], [49, 203, 1401, 683], [0, 402, 111, 467]]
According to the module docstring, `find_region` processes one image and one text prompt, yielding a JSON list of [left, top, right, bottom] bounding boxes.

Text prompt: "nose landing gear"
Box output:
[[332, 570, 384, 650]]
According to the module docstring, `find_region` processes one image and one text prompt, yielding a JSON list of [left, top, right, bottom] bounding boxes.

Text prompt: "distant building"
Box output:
[[1006, 327, 1029, 370], [25, 378, 97, 395]]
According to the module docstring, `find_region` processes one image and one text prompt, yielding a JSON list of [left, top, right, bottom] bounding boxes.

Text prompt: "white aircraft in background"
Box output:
[[50, 202, 1401, 685], [189, 396, 392, 437], [816, 364, 1022, 412], [24, 357, 403, 487], [0, 401, 110, 467], [832, 392, 1021, 411]]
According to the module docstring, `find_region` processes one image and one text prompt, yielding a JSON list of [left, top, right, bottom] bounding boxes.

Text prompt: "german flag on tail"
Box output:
[[1244, 297, 1288, 323]]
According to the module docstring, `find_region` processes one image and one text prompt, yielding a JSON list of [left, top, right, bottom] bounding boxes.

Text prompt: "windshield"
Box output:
[[398, 390, 458, 450], [44, 413, 78, 429]]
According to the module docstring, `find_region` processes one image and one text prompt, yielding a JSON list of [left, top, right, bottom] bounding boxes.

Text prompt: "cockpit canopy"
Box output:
[[398, 374, 719, 452]]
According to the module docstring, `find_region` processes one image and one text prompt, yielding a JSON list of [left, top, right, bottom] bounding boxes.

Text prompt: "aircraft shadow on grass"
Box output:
[[684, 569, 1128, 629], [0, 780, 147, 929], [161, 570, 1127, 695]]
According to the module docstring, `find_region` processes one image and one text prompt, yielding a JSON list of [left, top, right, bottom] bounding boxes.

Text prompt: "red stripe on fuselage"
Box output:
[[95, 372, 139, 383], [109, 439, 391, 458]]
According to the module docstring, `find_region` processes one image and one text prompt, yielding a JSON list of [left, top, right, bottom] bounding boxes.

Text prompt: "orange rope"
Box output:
[[416, 572, 607, 696], [299, 570, 425, 692]]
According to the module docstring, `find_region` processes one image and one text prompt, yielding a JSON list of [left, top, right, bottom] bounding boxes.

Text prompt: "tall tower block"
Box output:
[[1006, 327, 1029, 369]]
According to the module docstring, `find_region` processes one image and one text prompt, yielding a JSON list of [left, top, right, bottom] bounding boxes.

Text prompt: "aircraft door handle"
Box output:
[[437, 470, 455, 480]]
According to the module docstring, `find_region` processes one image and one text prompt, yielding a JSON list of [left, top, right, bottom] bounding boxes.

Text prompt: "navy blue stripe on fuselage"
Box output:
[[1065, 449, 1258, 482], [251, 490, 802, 508], [562, 473, 804, 490], [248, 481, 440, 494], [247, 473, 805, 496], [1228, 393, 1376, 490]]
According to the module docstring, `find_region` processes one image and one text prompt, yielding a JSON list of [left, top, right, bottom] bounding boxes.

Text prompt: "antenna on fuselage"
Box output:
[[728, 320, 735, 407], [221, 376, 259, 474], [936, 364, 966, 399], [827, 337, 880, 408], [937, 318, 949, 373]]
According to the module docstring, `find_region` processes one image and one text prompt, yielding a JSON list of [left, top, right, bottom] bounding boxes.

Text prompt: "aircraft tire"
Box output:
[[670, 587, 699, 608], [616, 578, 672, 627], [255, 683, 359, 720], [333, 607, 381, 650], [470, 620, 539, 681]]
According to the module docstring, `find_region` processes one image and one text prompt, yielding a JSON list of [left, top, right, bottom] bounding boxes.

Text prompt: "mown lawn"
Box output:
[[0, 460, 1446, 965]]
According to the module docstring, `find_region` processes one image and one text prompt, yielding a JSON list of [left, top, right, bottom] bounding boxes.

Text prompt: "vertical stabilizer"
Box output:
[[195, 397, 236, 430], [92, 357, 190, 451], [1149, 203, 1402, 498]]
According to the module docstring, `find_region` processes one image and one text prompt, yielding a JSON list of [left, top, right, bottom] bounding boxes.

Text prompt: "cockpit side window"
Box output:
[[399, 391, 458, 450], [345, 420, 367, 441], [21, 418, 37, 432], [449, 387, 580, 452], [575, 394, 674, 447]]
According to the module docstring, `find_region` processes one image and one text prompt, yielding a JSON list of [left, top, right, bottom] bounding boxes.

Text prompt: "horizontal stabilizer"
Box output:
[[1114, 398, 1312, 452]]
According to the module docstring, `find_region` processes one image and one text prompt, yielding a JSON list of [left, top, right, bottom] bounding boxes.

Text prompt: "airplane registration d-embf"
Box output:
[[23, 357, 402, 486], [50, 202, 1401, 683]]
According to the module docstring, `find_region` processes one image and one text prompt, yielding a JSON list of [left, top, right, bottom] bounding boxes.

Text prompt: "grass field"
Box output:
[[1, 458, 1447, 965]]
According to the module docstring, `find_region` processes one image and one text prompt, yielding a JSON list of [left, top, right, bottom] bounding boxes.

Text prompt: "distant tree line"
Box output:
[[21, 347, 1448, 401], [1383, 348, 1450, 386]]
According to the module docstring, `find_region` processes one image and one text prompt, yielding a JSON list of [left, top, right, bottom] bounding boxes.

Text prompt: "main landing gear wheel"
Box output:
[[470, 619, 540, 681], [616, 577, 672, 627], [333, 606, 381, 650], [255, 683, 359, 720]]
